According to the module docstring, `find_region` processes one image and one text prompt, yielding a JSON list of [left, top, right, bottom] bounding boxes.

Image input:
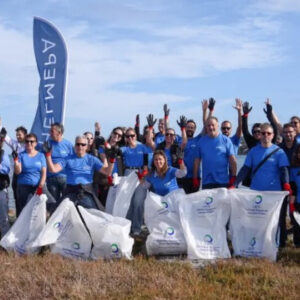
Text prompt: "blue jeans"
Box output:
[[126, 183, 147, 234], [0, 189, 10, 237], [47, 176, 67, 211], [67, 193, 98, 209]]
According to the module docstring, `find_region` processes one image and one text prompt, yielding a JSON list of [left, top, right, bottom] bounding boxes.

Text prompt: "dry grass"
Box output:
[[0, 246, 299, 300]]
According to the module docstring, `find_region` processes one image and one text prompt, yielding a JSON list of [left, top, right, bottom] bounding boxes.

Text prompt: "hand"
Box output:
[[146, 114, 157, 129], [95, 122, 101, 132], [106, 146, 118, 163], [135, 114, 140, 127], [163, 104, 170, 119], [283, 183, 293, 196], [43, 140, 52, 156], [208, 97, 216, 111], [177, 115, 187, 131], [36, 186, 43, 196], [263, 98, 272, 115], [242, 101, 252, 116], [233, 98, 242, 112], [12, 150, 18, 162], [228, 176, 236, 189], [107, 175, 113, 186], [0, 127, 7, 139], [202, 99, 208, 111], [136, 169, 148, 180], [193, 178, 200, 190]]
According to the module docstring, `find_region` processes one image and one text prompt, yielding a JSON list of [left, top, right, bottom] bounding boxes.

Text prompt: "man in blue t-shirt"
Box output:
[[45, 123, 74, 209], [45, 135, 115, 210], [194, 116, 237, 189]]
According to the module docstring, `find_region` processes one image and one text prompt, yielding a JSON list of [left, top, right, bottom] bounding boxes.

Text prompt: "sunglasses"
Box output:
[[126, 134, 135, 138], [25, 140, 36, 144], [253, 130, 261, 134], [166, 133, 175, 137], [113, 132, 122, 138], [75, 143, 87, 147], [221, 127, 231, 130], [291, 121, 299, 125], [261, 131, 273, 136]]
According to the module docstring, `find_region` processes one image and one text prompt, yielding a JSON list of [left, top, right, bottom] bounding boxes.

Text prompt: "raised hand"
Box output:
[[146, 114, 157, 129], [208, 97, 216, 111], [177, 115, 187, 130], [242, 101, 252, 116]]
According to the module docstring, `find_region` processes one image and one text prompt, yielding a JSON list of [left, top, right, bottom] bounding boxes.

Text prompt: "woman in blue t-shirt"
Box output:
[[127, 149, 187, 236], [14, 133, 46, 215]]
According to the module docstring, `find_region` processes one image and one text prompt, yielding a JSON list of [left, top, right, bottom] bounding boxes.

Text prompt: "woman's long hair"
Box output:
[[151, 149, 168, 177]]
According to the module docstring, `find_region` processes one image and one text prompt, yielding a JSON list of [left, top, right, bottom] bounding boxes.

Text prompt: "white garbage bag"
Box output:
[[105, 175, 126, 214], [229, 189, 288, 261], [49, 199, 92, 259], [78, 206, 134, 259], [144, 189, 187, 256], [179, 188, 231, 260], [112, 172, 139, 218], [0, 194, 47, 254]]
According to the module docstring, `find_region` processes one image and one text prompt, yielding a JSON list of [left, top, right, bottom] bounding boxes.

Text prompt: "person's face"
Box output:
[[261, 127, 274, 145], [16, 130, 26, 143], [154, 154, 166, 171], [291, 118, 300, 133], [85, 133, 94, 146], [111, 129, 123, 143], [186, 122, 196, 138], [252, 127, 262, 141], [165, 129, 176, 144], [221, 122, 232, 137], [125, 130, 136, 145], [283, 126, 296, 143], [25, 136, 37, 152], [158, 120, 165, 132], [50, 126, 62, 141], [75, 138, 87, 156], [206, 119, 219, 137]]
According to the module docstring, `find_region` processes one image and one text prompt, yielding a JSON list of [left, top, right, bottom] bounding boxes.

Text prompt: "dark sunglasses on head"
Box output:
[[76, 143, 87, 147], [221, 127, 231, 130], [25, 140, 36, 144], [166, 133, 175, 137], [261, 131, 272, 136], [113, 132, 122, 138], [126, 134, 135, 138]]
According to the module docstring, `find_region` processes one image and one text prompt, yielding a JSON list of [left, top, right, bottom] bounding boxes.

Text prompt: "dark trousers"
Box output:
[[177, 178, 199, 194], [290, 202, 300, 247], [279, 196, 289, 247]]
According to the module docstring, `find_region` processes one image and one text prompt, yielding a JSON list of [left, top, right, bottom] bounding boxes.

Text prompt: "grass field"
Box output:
[[0, 244, 299, 300]]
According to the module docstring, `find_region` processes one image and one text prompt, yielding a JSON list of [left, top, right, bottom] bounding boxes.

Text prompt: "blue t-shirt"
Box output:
[[18, 151, 46, 185], [47, 138, 74, 178], [58, 153, 103, 185], [0, 151, 10, 175], [296, 134, 300, 144], [244, 144, 289, 191], [146, 167, 179, 196], [196, 134, 235, 185], [184, 135, 202, 178], [290, 167, 300, 203], [230, 134, 241, 156], [121, 144, 152, 168]]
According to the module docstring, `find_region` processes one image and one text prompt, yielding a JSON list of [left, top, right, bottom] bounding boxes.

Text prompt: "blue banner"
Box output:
[[31, 17, 68, 143]]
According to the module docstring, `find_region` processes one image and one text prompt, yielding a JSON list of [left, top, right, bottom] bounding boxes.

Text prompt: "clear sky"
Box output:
[[0, 0, 299, 142]]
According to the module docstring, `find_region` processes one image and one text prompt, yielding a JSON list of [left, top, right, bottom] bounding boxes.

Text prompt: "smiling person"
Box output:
[[45, 135, 116, 210], [290, 116, 300, 143], [193, 116, 237, 189], [13, 133, 47, 216], [127, 149, 187, 237]]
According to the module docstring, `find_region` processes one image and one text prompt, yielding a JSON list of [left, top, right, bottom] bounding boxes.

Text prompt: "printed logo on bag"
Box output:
[[197, 196, 216, 215], [73, 242, 80, 250], [166, 227, 175, 236], [205, 197, 213, 206], [249, 237, 256, 247], [161, 201, 168, 209], [247, 195, 267, 216], [111, 243, 119, 253], [54, 222, 62, 230], [254, 195, 263, 205], [204, 234, 213, 243]]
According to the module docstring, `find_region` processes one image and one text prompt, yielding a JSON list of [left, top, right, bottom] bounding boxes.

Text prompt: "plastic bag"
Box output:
[[78, 206, 134, 259], [229, 189, 288, 261], [179, 188, 231, 260], [144, 189, 187, 256], [0, 194, 47, 254], [105, 175, 126, 214], [112, 172, 139, 218]]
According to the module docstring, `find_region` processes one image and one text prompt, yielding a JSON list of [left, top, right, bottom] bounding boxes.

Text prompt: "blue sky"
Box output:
[[0, 0, 300, 142]]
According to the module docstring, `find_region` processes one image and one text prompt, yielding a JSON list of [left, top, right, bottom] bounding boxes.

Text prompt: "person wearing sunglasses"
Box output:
[[235, 123, 291, 246], [45, 135, 116, 210], [13, 133, 47, 215], [290, 116, 300, 143]]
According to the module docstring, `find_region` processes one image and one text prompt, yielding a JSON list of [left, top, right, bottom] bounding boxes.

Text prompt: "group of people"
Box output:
[[0, 99, 299, 248]]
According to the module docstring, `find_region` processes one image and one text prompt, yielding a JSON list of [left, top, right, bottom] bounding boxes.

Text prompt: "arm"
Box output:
[[38, 166, 46, 188], [45, 154, 63, 173], [163, 104, 170, 130], [235, 165, 252, 186], [202, 99, 208, 128], [99, 161, 114, 176], [228, 155, 237, 177], [177, 116, 188, 149], [14, 159, 22, 175], [134, 114, 142, 142], [264, 98, 279, 144], [233, 98, 243, 138]]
